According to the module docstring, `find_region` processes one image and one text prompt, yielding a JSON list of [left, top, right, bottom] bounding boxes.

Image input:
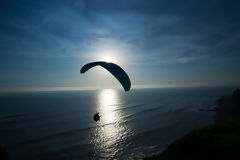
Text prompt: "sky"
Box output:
[[1, 0, 240, 92]]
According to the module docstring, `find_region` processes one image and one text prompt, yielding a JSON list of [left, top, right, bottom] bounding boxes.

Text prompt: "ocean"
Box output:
[[0, 87, 234, 160]]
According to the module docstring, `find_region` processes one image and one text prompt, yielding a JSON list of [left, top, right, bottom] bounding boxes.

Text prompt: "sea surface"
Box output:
[[0, 87, 235, 160]]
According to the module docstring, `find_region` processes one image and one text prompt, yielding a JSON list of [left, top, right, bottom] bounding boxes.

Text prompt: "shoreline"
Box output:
[[145, 89, 240, 160]]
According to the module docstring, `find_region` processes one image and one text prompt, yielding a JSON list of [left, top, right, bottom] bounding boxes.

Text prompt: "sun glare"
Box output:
[[97, 50, 119, 63], [92, 89, 129, 155], [101, 56, 116, 63], [98, 89, 118, 123]]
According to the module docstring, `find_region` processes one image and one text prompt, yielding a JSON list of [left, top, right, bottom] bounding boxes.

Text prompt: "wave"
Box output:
[[11, 120, 128, 147], [120, 105, 164, 119], [13, 126, 96, 146], [112, 104, 145, 112], [38, 143, 94, 160], [0, 113, 26, 120]]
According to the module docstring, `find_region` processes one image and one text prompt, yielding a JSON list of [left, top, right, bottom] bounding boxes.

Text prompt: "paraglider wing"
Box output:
[[80, 61, 131, 91]]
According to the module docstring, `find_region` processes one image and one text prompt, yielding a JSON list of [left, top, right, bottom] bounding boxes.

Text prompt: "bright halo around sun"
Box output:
[[98, 51, 119, 63], [102, 55, 116, 63]]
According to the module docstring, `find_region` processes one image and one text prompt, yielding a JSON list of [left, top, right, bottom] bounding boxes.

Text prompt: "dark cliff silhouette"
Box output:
[[214, 89, 240, 122], [145, 89, 240, 160]]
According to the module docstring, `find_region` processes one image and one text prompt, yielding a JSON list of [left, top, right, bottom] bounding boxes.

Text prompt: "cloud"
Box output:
[[178, 55, 207, 63], [1, 0, 240, 62]]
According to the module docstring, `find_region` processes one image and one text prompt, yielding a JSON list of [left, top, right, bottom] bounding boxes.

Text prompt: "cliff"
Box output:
[[145, 89, 240, 160]]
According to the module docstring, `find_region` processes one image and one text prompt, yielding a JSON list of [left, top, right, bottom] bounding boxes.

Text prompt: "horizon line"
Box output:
[[0, 84, 239, 94]]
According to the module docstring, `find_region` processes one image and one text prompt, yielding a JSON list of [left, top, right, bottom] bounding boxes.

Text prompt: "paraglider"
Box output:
[[80, 61, 131, 122], [80, 61, 131, 91], [93, 112, 100, 122]]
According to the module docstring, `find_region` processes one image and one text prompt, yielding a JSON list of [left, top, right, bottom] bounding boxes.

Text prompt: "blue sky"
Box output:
[[1, 0, 240, 91]]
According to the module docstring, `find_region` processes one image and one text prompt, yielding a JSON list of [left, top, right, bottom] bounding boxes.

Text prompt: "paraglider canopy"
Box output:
[[80, 61, 131, 91]]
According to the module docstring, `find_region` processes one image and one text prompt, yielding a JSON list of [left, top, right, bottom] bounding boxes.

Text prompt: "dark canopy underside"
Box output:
[[80, 61, 131, 91]]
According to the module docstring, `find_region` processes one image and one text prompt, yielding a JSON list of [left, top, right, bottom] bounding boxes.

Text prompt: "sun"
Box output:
[[98, 51, 118, 63], [101, 56, 116, 63]]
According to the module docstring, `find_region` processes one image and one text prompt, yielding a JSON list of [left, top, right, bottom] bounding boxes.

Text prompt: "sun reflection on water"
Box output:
[[91, 89, 130, 158], [98, 89, 119, 124]]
